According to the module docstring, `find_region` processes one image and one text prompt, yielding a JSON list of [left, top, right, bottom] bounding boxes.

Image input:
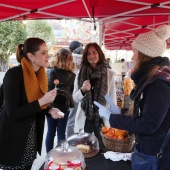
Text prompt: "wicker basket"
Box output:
[[101, 131, 135, 153]]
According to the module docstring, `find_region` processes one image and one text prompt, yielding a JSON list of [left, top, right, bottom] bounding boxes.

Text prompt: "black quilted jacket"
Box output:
[[47, 67, 75, 112]]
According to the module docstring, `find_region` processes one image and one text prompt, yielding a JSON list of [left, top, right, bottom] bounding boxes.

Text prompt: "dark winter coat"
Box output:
[[0, 65, 51, 169], [109, 65, 170, 168]]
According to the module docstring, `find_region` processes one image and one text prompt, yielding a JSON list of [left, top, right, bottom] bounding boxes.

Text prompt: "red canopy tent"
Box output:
[[0, 0, 170, 50]]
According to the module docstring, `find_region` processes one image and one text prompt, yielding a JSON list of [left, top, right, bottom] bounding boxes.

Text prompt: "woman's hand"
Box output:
[[105, 94, 121, 114], [94, 101, 112, 121], [81, 80, 91, 93], [38, 88, 57, 107], [49, 107, 65, 119]]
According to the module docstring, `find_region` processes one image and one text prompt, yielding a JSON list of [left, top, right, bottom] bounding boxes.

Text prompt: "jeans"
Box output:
[[66, 101, 78, 138], [45, 110, 69, 153]]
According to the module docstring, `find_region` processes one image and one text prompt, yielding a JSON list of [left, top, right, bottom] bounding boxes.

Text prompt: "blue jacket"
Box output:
[[109, 66, 170, 168]]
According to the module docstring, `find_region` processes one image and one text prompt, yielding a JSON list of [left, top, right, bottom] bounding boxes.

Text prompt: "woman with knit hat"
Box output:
[[0, 38, 64, 170], [94, 25, 170, 169]]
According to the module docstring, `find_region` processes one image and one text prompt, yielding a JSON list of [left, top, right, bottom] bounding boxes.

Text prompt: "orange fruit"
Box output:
[[112, 135, 118, 139], [101, 126, 109, 134], [105, 130, 114, 138], [115, 129, 126, 137], [108, 128, 115, 135]]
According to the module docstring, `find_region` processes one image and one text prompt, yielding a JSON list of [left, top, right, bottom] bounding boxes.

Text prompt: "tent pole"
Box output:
[[98, 20, 102, 47]]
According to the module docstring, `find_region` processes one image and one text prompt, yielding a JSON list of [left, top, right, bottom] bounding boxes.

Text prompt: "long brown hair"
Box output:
[[134, 51, 160, 79], [81, 42, 106, 66]]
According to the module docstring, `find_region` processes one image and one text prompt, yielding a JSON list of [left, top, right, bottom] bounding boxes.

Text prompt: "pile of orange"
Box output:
[[101, 126, 127, 140]]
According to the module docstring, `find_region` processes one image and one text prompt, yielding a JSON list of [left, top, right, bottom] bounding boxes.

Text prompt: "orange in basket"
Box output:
[[100, 126, 135, 152], [101, 126, 109, 134]]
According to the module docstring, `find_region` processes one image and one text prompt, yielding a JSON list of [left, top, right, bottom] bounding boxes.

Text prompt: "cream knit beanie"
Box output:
[[132, 25, 170, 58]]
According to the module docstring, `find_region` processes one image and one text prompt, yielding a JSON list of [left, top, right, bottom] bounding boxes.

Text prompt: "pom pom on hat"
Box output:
[[155, 25, 170, 41], [132, 25, 170, 58]]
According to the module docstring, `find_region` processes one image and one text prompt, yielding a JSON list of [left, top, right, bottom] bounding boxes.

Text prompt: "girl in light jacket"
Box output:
[[73, 42, 117, 147]]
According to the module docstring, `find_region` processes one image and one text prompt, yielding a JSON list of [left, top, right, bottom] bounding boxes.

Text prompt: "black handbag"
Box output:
[[132, 129, 170, 170]]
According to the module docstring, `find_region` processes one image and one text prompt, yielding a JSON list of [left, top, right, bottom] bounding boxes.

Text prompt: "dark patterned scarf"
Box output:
[[156, 65, 170, 82], [78, 64, 107, 119]]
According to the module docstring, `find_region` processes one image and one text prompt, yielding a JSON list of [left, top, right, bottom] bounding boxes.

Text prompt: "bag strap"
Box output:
[[157, 128, 170, 158]]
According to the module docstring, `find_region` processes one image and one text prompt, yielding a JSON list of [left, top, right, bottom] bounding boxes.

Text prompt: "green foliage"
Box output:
[[26, 20, 55, 44], [0, 20, 55, 71], [0, 20, 26, 71]]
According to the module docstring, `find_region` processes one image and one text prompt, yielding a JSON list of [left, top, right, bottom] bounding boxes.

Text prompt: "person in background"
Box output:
[[106, 57, 112, 69], [73, 46, 84, 55], [66, 41, 83, 138], [120, 58, 125, 62], [45, 48, 75, 152], [73, 42, 117, 147], [0, 38, 64, 170], [94, 25, 170, 169], [69, 40, 83, 74], [120, 58, 127, 79]]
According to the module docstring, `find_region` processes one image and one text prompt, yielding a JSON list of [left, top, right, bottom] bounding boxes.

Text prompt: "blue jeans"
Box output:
[[66, 101, 78, 138], [45, 110, 69, 153]]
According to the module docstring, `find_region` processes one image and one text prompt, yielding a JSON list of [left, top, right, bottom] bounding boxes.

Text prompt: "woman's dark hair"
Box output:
[[81, 42, 106, 66], [16, 38, 45, 63], [69, 41, 83, 52]]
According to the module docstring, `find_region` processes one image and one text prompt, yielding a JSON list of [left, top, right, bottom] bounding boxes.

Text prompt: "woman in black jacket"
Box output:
[[45, 48, 75, 153], [0, 38, 64, 170], [94, 25, 170, 169]]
